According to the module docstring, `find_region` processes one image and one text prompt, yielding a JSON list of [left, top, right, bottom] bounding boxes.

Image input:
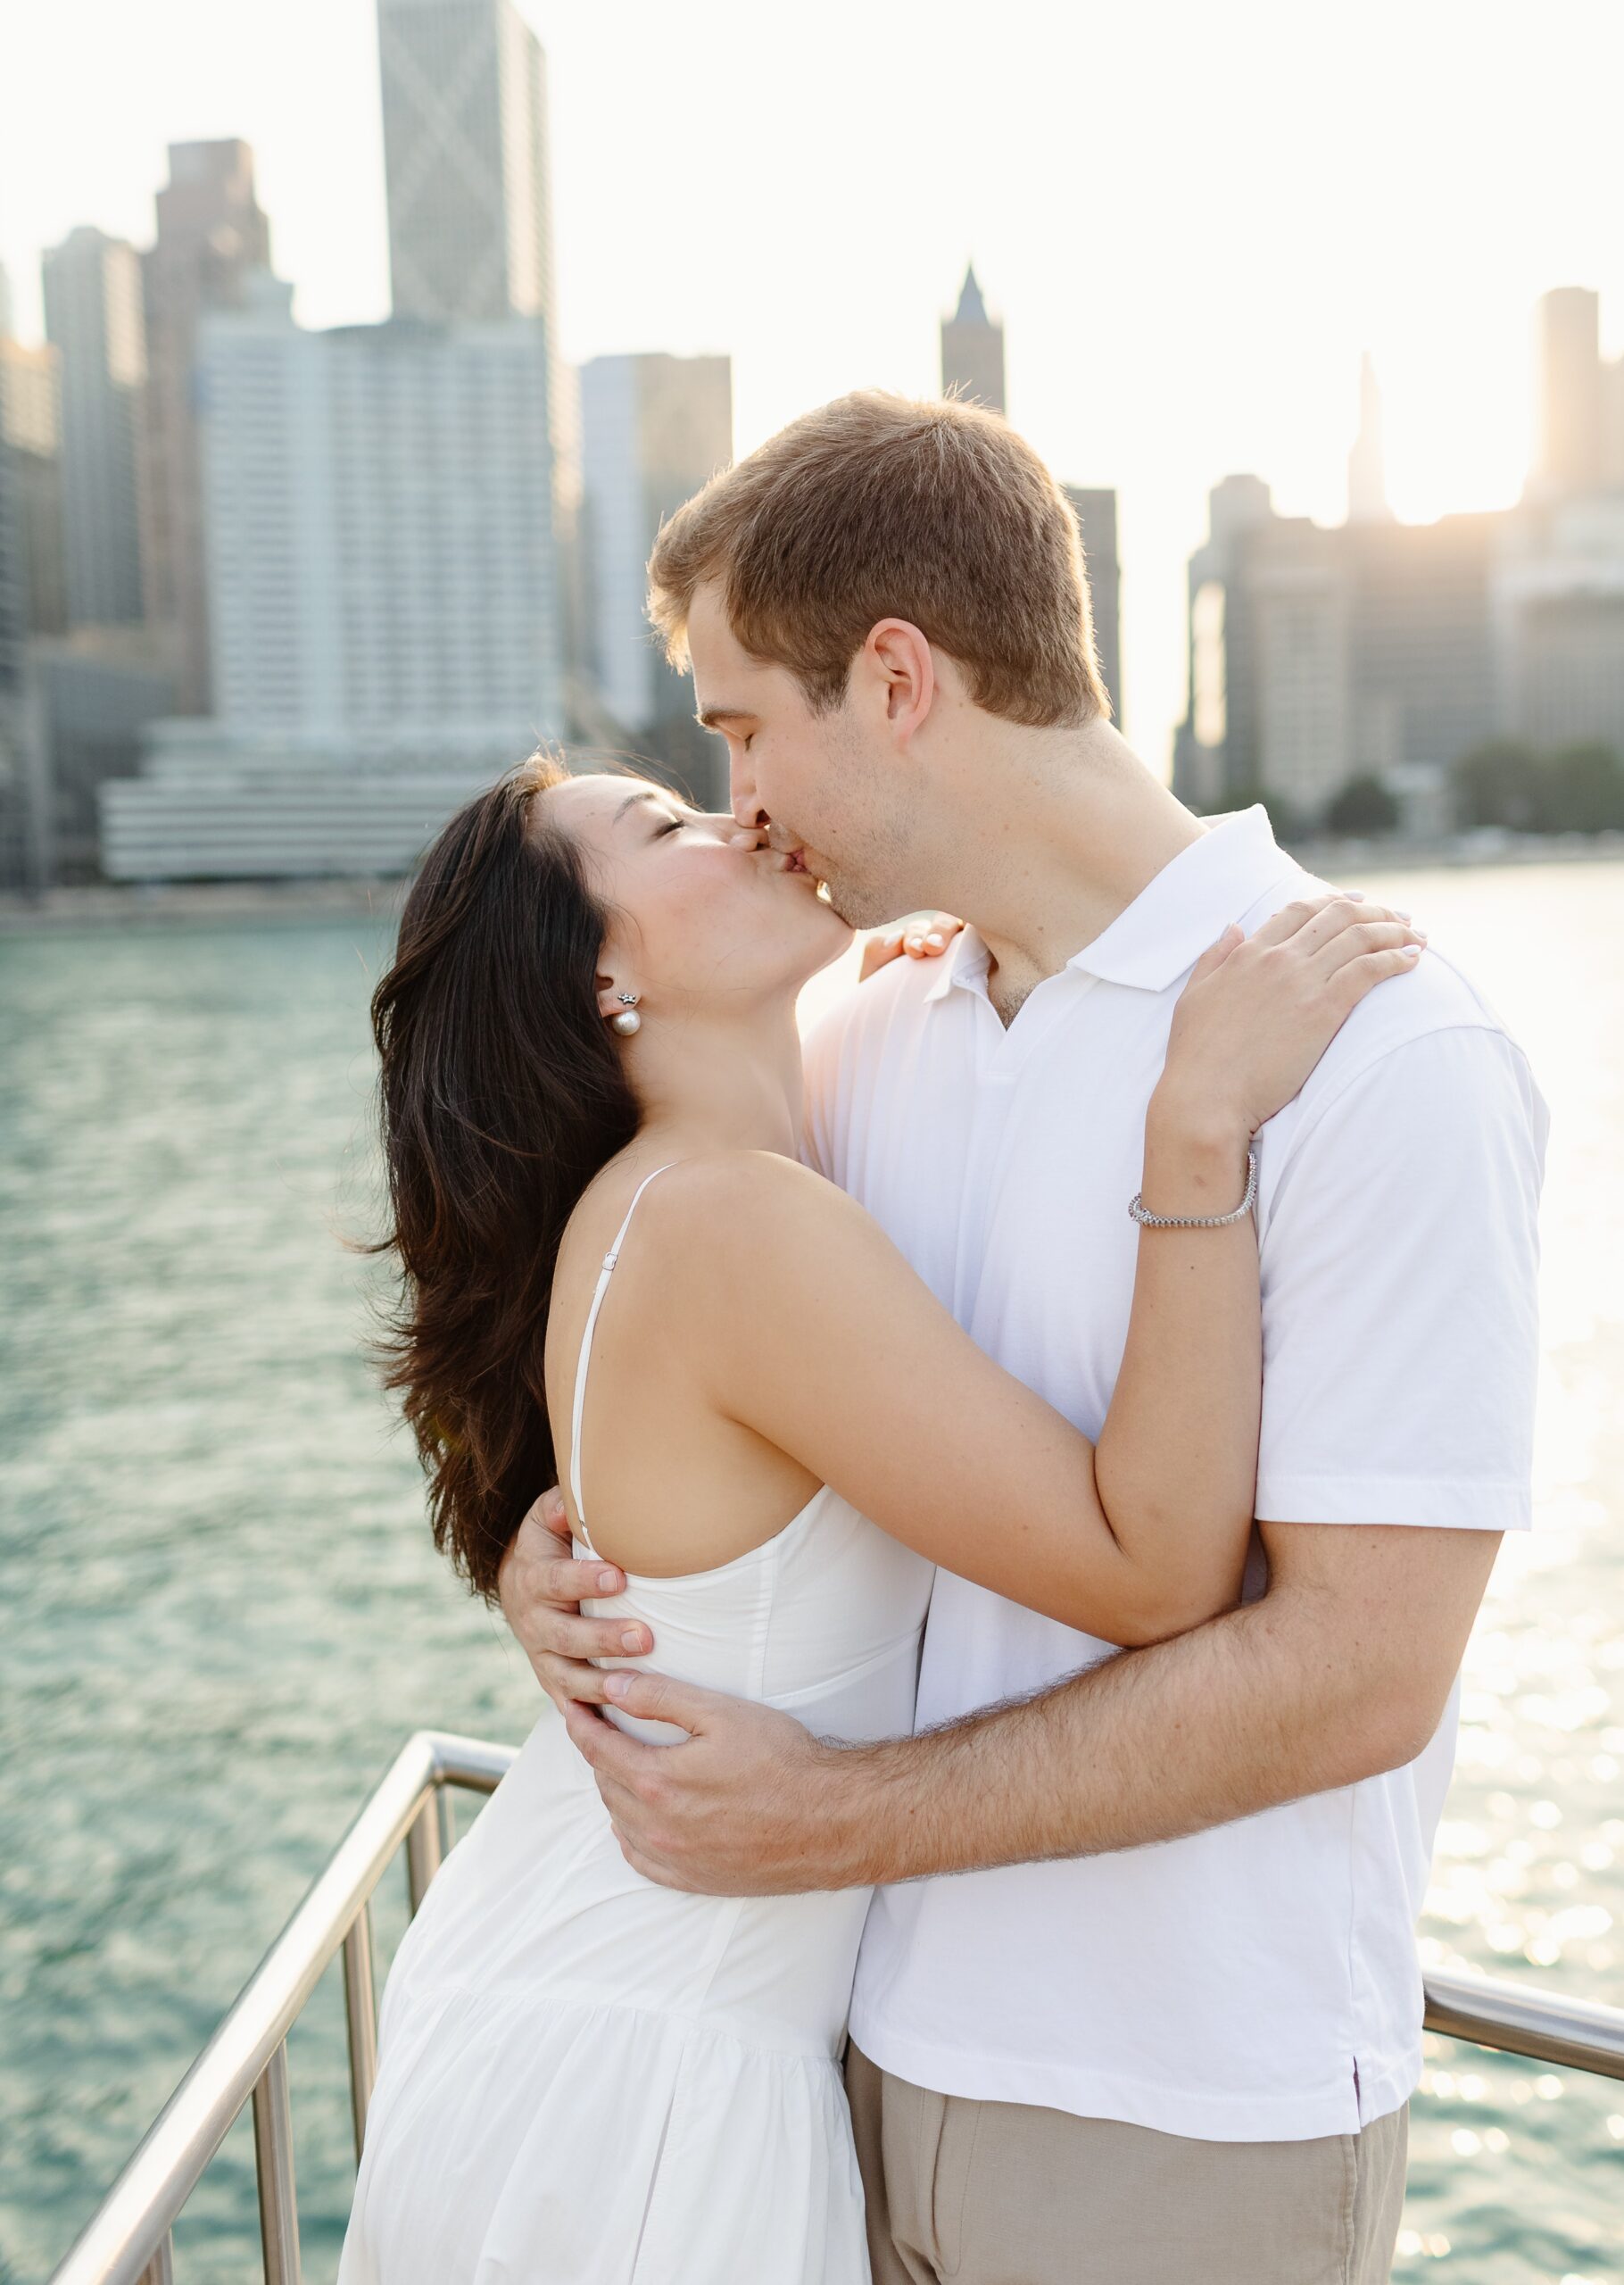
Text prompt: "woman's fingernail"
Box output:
[[1403, 944, 1421, 959], [906, 936, 923, 952], [925, 932, 945, 949], [620, 1626, 644, 1651], [598, 1569, 619, 1593]]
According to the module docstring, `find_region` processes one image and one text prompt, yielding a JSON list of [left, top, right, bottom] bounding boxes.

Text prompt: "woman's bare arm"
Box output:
[[658, 900, 1424, 1648]]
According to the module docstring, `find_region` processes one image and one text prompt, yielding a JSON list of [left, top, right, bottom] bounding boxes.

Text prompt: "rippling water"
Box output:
[[2, 861, 1621, 2285]]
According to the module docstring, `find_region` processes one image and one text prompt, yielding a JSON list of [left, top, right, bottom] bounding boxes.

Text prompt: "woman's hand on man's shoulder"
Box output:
[[858, 912, 964, 984]]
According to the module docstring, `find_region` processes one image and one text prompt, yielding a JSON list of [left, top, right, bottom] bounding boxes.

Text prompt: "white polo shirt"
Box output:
[[803, 808, 1547, 2142]]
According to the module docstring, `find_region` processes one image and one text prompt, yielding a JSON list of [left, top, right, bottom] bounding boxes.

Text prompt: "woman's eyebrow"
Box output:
[[612, 789, 664, 827]]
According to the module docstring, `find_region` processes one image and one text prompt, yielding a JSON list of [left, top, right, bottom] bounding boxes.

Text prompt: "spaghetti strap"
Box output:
[[568, 1164, 680, 1552]]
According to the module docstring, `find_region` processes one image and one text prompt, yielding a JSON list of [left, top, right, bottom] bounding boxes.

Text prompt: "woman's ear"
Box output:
[[595, 973, 637, 1024]]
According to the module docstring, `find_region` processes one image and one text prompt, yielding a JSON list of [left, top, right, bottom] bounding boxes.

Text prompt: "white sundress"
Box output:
[[338, 1164, 934, 2284]]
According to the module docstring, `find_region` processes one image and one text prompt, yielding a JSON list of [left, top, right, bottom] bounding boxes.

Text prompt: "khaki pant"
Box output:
[[846, 2043, 1408, 2285]]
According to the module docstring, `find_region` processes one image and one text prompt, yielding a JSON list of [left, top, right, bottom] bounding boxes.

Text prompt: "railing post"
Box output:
[[405, 1792, 443, 1916], [342, 1904, 379, 2165], [252, 2042, 302, 2285], [137, 2235, 174, 2285]]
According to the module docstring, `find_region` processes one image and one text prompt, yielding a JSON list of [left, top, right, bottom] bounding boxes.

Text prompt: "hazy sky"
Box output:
[[4, 0, 1620, 773]]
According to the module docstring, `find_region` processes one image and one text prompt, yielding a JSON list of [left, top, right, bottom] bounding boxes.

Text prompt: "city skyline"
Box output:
[[4, 0, 1622, 776]]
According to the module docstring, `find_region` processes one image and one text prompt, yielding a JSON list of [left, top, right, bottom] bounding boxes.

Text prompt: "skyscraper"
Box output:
[[1062, 485, 1122, 725], [103, 279, 563, 879], [940, 265, 1006, 413], [0, 367, 33, 887], [1533, 287, 1603, 495], [377, 0, 557, 325], [1172, 478, 1497, 827], [141, 140, 274, 714], [41, 227, 148, 627], [580, 352, 732, 796], [0, 329, 67, 636], [376, 0, 579, 669], [1346, 351, 1393, 524]]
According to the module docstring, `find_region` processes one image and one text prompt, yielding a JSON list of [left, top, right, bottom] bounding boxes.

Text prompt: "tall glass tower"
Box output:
[[377, 0, 577, 669]]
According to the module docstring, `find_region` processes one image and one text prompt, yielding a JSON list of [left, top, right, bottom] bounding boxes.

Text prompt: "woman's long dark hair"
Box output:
[[370, 752, 640, 1600]]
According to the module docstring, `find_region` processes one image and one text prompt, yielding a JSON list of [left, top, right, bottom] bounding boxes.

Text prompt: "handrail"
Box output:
[[44, 1728, 1624, 2283], [47, 1730, 517, 2285], [1423, 1965, 1624, 2079]]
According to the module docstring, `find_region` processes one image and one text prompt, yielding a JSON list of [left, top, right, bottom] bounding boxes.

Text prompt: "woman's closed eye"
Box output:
[[654, 813, 686, 837]]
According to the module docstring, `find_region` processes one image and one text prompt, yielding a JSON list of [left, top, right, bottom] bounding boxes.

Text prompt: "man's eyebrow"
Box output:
[[695, 704, 755, 731]]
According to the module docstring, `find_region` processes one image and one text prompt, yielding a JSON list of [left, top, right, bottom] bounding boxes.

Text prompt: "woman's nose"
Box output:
[[712, 814, 766, 849]]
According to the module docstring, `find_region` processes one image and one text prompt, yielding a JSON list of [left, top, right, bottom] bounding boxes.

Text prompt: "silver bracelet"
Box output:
[[1129, 1148, 1258, 1229]]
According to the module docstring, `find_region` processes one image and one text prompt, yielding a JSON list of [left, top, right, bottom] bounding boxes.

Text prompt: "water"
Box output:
[[1, 862, 1621, 2285]]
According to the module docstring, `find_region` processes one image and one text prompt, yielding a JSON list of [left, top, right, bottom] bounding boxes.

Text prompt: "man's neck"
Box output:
[[945, 722, 1205, 1026]]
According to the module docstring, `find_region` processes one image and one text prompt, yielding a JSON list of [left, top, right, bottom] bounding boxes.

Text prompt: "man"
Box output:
[[500, 392, 1546, 2283]]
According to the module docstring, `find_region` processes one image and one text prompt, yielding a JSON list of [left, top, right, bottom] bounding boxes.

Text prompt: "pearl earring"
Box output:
[[610, 993, 642, 1037]]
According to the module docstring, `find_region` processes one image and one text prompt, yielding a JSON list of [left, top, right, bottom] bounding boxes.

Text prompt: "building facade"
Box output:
[[103, 280, 562, 879], [0, 378, 37, 888], [579, 352, 732, 797], [41, 227, 148, 629], [28, 631, 177, 881], [1493, 494, 1624, 760], [940, 265, 1006, 414], [377, 0, 579, 670], [0, 332, 67, 636], [1346, 352, 1393, 525], [1534, 287, 1604, 497], [141, 140, 275, 715], [1173, 477, 1497, 828], [1062, 485, 1122, 727]]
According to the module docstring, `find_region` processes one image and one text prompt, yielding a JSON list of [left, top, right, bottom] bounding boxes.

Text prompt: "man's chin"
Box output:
[[816, 875, 887, 932]]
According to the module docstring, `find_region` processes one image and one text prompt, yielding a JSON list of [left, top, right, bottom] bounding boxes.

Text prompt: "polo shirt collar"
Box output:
[[1070, 806, 1299, 992], [922, 806, 1299, 1005]]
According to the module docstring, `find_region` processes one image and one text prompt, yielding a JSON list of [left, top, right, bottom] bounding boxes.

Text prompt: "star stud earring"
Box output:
[[610, 993, 642, 1036]]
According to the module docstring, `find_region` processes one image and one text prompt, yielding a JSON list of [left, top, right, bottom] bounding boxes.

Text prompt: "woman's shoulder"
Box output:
[[611, 1150, 876, 1310], [635, 1147, 841, 1238]]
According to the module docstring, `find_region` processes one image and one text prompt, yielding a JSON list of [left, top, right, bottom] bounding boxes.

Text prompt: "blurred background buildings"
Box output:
[[1173, 289, 1624, 840], [0, 1, 1620, 891]]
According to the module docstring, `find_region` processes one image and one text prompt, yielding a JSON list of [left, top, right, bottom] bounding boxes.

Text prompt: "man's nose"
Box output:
[[703, 810, 764, 849], [728, 751, 766, 832]]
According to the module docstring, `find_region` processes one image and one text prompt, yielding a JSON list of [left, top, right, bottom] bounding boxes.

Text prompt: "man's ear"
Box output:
[[862, 619, 936, 748]]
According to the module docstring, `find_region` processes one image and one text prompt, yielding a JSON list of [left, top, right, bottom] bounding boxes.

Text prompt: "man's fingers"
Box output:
[[534, 1608, 651, 1662], [527, 1552, 623, 1603], [562, 1693, 671, 1791], [601, 1667, 725, 1733], [516, 1483, 572, 1546], [537, 1658, 609, 1709]]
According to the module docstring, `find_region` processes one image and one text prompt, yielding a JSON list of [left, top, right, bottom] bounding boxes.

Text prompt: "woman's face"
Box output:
[[543, 771, 853, 1016]]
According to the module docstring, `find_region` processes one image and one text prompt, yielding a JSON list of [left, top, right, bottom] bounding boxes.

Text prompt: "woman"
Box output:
[[339, 752, 1423, 2285]]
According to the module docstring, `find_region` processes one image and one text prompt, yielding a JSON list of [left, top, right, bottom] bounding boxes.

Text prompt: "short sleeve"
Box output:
[[1254, 1025, 1548, 1531]]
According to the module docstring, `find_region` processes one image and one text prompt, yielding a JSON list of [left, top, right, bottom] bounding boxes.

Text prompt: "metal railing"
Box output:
[[46, 1728, 1624, 2285], [46, 1730, 518, 2285]]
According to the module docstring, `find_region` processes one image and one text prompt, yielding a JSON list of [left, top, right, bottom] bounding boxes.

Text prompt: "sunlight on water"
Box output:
[[1, 860, 1621, 2284]]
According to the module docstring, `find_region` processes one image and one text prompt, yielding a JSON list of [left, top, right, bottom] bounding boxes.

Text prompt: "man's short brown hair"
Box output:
[[647, 390, 1111, 728]]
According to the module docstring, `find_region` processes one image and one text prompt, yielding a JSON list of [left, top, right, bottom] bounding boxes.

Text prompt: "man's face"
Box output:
[[684, 583, 916, 930]]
